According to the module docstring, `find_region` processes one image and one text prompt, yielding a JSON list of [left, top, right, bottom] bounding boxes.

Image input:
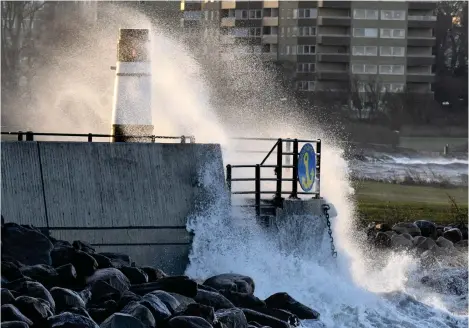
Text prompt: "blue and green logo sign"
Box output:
[[298, 143, 316, 192]]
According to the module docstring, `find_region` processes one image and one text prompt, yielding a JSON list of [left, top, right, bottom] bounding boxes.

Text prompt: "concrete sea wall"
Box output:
[[1, 141, 225, 274]]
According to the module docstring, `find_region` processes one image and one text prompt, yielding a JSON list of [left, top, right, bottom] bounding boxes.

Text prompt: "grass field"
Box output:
[[353, 181, 468, 225]]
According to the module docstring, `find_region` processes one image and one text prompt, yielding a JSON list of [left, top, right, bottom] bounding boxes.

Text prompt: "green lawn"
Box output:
[[354, 181, 468, 225]]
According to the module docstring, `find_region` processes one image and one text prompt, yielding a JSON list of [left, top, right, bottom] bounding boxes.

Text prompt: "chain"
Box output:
[[322, 204, 337, 258]]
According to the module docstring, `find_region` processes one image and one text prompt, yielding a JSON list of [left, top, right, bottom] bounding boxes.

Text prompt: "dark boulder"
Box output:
[[121, 301, 156, 328], [420, 268, 468, 296], [414, 220, 437, 239], [131, 276, 198, 297], [65, 307, 92, 319], [198, 285, 219, 293], [0, 321, 30, 328], [90, 253, 113, 269], [98, 253, 131, 268], [392, 222, 421, 237], [168, 316, 213, 328], [216, 308, 248, 328], [169, 292, 196, 310], [47, 312, 99, 328], [204, 274, 255, 295], [240, 309, 289, 328], [119, 266, 148, 285], [221, 290, 265, 309], [2, 223, 53, 266], [86, 268, 130, 295], [194, 290, 235, 310], [55, 264, 78, 287], [100, 312, 147, 328], [1, 262, 24, 281], [443, 228, 463, 243], [50, 245, 75, 268], [141, 266, 167, 282], [140, 292, 172, 322], [180, 303, 216, 325], [2, 289, 15, 306], [264, 292, 320, 320], [252, 308, 300, 327], [72, 251, 98, 279], [87, 307, 113, 325], [88, 281, 120, 306], [7, 281, 55, 312], [14, 296, 53, 325], [1, 304, 33, 326], [72, 241, 95, 254], [50, 287, 86, 313], [19, 264, 58, 288], [147, 290, 180, 314], [374, 232, 391, 248], [117, 290, 142, 310]]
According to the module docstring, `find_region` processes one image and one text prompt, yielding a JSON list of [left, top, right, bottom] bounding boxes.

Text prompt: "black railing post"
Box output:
[[181, 135, 186, 144], [87, 133, 93, 142], [290, 138, 299, 199], [316, 139, 321, 199], [275, 139, 283, 203], [226, 164, 232, 206], [18, 131, 23, 141], [255, 164, 261, 219], [26, 131, 34, 141], [151, 136, 156, 143]]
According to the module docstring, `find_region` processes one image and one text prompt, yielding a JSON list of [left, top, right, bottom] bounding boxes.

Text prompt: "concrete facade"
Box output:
[[1, 141, 225, 274]]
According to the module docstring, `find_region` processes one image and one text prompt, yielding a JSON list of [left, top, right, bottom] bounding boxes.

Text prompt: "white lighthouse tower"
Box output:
[[111, 28, 153, 142]]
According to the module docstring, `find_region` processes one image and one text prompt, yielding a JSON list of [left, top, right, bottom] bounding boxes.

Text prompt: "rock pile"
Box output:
[[1, 222, 322, 328]]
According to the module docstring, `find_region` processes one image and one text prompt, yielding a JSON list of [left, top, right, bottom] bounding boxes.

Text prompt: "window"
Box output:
[[293, 8, 317, 19], [381, 10, 406, 20], [298, 26, 316, 37], [297, 45, 316, 55], [235, 10, 248, 19], [380, 46, 405, 57], [227, 9, 236, 18], [353, 28, 378, 38], [249, 9, 262, 19], [297, 63, 315, 73], [297, 81, 315, 91], [352, 64, 377, 74], [264, 8, 279, 17], [280, 27, 285, 37], [353, 9, 378, 20], [249, 27, 261, 37], [183, 11, 202, 20], [231, 28, 249, 37], [380, 28, 405, 39], [381, 83, 405, 93], [379, 65, 405, 75], [352, 46, 378, 56]]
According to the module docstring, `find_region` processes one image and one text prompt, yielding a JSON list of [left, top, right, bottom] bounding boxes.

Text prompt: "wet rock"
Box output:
[[88, 281, 120, 306], [0, 321, 30, 328], [47, 312, 99, 328], [2, 289, 15, 306], [384, 231, 396, 239], [147, 290, 180, 314], [131, 276, 198, 297], [98, 252, 131, 268], [414, 237, 436, 252], [436, 237, 454, 249], [421, 268, 468, 296], [121, 301, 156, 328], [401, 233, 413, 241], [252, 308, 299, 327], [414, 220, 437, 239], [204, 274, 255, 295], [86, 268, 130, 295], [87, 307, 113, 325], [55, 264, 78, 287], [443, 228, 463, 243], [390, 234, 413, 250], [374, 223, 392, 232], [117, 290, 142, 310], [240, 309, 289, 328], [119, 266, 148, 285], [65, 307, 92, 319], [1, 304, 33, 326], [169, 292, 196, 310], [50, 287, 86, 313], [72, 251, 98, 278], [2, 223, 53, 266], [216, 308, 247, 328], [198, 285, 219, 293], [194, 289, 235, 310], [168, 316, 214, 328], [392, 222, 421, 237], [181, 303, 216, 325], [141, 266, 167, 282], [221, 290, 265, 309], [100, 312, 147, 328], [14, 296, 53, 324], [264, 292, 320, 320], [1, 262, 24, 281], [72, 241, 95, 254], [19, 264, 58, 287], [50, 245, 75, 268], [374, 232, 391, 248], [140, 292, 172, 322], [7, 281, 55, 312], [455, 240, 468, 248], [90, 253, 113, 269]]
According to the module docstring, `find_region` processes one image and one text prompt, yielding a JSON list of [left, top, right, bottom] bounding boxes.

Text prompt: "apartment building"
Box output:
[[181, 1, 437, 101]]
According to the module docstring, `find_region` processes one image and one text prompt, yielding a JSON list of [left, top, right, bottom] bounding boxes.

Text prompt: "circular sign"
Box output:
[[298, 143, 316, 192]]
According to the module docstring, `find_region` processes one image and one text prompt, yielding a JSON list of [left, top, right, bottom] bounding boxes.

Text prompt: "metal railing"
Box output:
[[1, 131, 196, 143], [226, 137, 321, 219]]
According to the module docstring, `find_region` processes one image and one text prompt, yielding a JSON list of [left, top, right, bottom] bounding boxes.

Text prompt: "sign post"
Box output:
[[297, 143, 316, 193]]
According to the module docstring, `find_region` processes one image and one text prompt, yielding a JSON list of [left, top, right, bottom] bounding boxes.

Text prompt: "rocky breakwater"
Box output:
[[1, 221, 323, 328], [366, 220, 468, 301]]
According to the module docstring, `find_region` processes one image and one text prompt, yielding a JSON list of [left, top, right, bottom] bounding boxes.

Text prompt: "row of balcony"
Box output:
[[313, 71, 434, 82], [220, 1, 279, 10]]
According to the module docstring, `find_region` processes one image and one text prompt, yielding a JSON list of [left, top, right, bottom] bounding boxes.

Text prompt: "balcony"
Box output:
[[261, 52, 277, 61], [407, 55, 435, 66], [262, 34, 278, 44], [317, 53, 350, 63], [221, 17, 236, 27], [407, 73, 435, 83], [408, 2, 437, 10], [317, 34, 350, 46], [407, 37, 436, 47], [317, 16, 351, 26], [221, 1, 236, 10], [408, 15, 437, 28], [316, 70, 349, 80], [317, 1, 351, 8], [263, 17, 279, 26], [263, 1, 279, 8]]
